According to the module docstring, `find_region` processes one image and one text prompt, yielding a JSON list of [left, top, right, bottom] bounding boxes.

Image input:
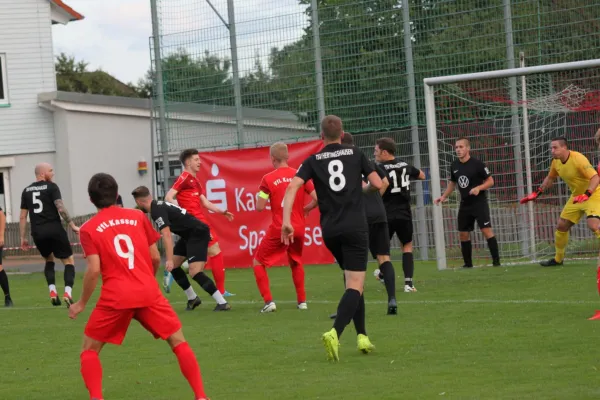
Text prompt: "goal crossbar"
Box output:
[[423, 59, 600, 270]]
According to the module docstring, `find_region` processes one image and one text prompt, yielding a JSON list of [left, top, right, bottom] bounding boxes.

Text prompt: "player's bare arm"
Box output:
[[149, 243, 161, 276], [54, 199, 79, 233], [165, 188, 178, 204], [470, 176, 494, 196], [304, 190, 319, 215], [379, 176, 390, 196], [417, 170, 426, 180], [0, 209, 5, 248], [69, 254, 101, 319], [434, 181, 456, 204], [520, 174, 557, 204], [19, 209, 29, 250], [282, 176, 304, 244], [363, 171, 383, 193], [160, 226, 176, 272], [256, 194, 268, 212], [199, 194, 234, 221]]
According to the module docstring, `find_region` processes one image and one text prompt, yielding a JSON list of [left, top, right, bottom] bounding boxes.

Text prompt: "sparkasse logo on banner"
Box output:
[[198, 140, 334, 269]]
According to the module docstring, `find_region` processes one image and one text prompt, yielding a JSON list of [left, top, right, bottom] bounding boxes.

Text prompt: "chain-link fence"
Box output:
[[149, 0, 600, 265]]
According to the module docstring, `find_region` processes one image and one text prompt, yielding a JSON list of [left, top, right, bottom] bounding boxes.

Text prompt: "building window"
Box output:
[[0, 54, 8, 106]]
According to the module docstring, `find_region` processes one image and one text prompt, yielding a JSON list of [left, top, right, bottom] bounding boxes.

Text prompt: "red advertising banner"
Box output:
[[197, 140, 334, 269]]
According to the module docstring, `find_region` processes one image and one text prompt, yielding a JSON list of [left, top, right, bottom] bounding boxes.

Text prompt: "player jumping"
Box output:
[[282, 115, 383, 361], [165, 149, 235, 308], [69, 173, 209, 400], [521, 137, 600, 271], [132, 186, 231, 311], [20, 163, 79, 306], [253, 142, 316, 313]]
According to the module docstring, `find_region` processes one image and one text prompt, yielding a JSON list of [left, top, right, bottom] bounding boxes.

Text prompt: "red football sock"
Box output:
[[291, 264, 306, 303], [173, 342, 206, 399], [253, 264, 272, 303], [80, 350, 103, 400], [209, 253, 226, 294], [596, 266, 600, 295]]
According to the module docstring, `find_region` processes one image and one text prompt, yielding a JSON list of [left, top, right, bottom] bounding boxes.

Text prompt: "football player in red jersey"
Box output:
[[165, 149, 235, 308], [253, 142, 317, 313], [69, 173, 209, 400]]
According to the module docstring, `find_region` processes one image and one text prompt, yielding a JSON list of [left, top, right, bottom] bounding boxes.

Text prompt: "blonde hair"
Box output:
[[270, 142, 289, 162]]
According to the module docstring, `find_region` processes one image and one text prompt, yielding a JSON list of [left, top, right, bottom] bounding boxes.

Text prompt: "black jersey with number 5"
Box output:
[[380, 158, 421, 220], [296, 143, 374, 236], [150, 200, 208, 239], [20, 181, 63, 229]]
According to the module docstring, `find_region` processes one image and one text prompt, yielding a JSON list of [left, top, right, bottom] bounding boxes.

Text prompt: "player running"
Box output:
[[0, 206, 12, 307], [434, 138, 500, 268], [132, 186, 231, 311], [165, 149, 235, 308], [282, 115, 383, 361], [253, 142, 316, 313], [20, 163, 79, 306], [521, 137, 600, 269], [375, 137, 426, 291], [69, 173, 209, 400]]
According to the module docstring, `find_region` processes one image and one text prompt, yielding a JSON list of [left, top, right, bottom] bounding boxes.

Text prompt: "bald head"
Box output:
[[34, 163, 53, 181], [270, 142, 289, 162], [321, 115, 344, 141]]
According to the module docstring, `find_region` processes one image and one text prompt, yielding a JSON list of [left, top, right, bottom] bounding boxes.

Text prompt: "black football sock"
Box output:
[[44, 261, 56, 286], [460, 241, 473, 267], [352, 294, 367, 336], [379, 261, 396, 300], [64, 264, 75, 289], [0, 269, 10, 297], [171, 267, 192, 290], [333, 288, 361, 338], [487, 236, 500, 262], [402, 252, 414, 287], [192, 272, 227, 304]]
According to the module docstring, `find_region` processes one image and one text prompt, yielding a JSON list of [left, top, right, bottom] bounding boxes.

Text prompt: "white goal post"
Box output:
[[424, 58, 600, 271]]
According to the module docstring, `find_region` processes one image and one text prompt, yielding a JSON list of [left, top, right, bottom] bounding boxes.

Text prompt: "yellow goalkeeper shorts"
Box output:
[[560, 196, 600, 224]]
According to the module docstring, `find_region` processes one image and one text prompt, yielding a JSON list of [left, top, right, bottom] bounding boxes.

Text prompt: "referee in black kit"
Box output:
[[434, 137, 500, 268]]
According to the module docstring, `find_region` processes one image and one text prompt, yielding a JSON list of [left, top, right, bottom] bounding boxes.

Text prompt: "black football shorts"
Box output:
[[388, 218, 413, 245], [457, 201, 492, 232], [368, 222, 390, 259], [173, 228, 211, 263], [32, 223, 73, 259], [324, 232, 369, 272]]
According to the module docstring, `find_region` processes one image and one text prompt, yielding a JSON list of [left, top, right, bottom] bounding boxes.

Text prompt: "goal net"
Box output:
[[425, 59, 600, 270]]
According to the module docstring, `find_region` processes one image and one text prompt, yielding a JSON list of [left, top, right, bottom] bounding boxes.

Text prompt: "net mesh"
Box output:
[[431, 66, 600, 267]]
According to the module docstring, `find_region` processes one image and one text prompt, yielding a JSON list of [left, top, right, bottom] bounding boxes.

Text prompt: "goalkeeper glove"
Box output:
[[520, 188, 543, 204], [573, 190, 593, 204]]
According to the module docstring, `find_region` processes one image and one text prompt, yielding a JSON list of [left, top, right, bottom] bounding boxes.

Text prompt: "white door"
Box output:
[[0, 168, 12, 222]]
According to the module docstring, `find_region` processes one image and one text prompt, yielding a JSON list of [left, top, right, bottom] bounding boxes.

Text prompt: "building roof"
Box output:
[[50, 0, 84, 22]]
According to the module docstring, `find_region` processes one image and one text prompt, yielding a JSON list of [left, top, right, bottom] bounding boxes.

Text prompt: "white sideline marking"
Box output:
[[1, 298, 598, 311]]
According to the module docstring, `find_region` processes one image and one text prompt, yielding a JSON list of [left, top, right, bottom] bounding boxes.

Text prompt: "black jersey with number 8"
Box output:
[[296, 143, 374, 237]]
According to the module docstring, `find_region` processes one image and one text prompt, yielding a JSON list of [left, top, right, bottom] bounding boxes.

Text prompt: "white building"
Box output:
[[0, 1, 315, 221]]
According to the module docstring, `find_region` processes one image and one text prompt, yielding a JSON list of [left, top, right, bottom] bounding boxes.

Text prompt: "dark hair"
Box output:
[[551, 137, 568, 148], [131, 186, 151, 199], [341, 132, 354, 145], [376, 137, 396, 155], [116, 194, 123, 207], [456, 137, 470, 147], [179, 149, 199, 165], [88, 173, 119, 209], [321, 115, 343, 141]]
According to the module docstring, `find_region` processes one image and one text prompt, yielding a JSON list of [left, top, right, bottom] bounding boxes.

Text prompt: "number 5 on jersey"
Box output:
[[114, 234, 135, 269], [32, 191, 43, 213], [389, 170, 410, 193]]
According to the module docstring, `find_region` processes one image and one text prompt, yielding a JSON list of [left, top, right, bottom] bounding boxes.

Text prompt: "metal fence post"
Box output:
[[227, 0, 245, 148], [311, 0, 326, 123]]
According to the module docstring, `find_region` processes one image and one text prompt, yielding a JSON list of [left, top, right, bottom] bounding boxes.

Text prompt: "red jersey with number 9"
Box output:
[[258, 166, 315, 232], [79, 206, 161, 309], [171, 171, 208, 223]]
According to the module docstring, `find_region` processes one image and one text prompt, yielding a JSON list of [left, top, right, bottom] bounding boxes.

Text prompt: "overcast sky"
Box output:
[[52, 0, 308, 84]]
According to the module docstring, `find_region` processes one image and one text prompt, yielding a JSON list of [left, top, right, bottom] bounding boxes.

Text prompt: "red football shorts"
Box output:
[[84, 295, 182, 345], [254, 229, 304, 268]]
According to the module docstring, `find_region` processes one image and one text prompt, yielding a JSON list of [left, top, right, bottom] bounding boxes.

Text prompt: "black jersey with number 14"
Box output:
[[20, 181, 63, 228], [296, 143, 374, 236], [380, 158, 421, 220]]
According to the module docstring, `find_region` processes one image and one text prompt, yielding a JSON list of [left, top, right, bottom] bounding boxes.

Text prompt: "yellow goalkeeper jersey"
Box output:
[[549, 151, 600, 196]]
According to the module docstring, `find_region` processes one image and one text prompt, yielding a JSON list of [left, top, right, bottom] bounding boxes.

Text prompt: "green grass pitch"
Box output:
[[2, 261, 600, 399]]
